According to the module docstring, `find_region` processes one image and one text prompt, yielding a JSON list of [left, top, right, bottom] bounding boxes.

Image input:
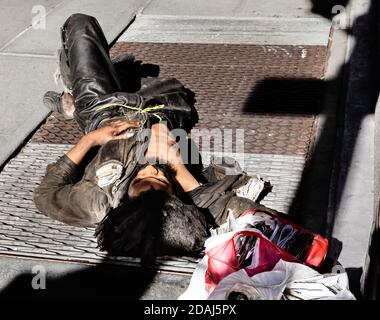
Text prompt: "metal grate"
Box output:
[[32, 43, 327, 156]]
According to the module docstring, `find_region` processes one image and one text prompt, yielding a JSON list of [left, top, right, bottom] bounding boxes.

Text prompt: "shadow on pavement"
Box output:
[[0, 263, 158, 300], [243, 78, 325, 115]]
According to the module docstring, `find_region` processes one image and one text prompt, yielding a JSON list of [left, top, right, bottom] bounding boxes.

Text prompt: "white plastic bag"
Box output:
[[208, 259, 356, 300]]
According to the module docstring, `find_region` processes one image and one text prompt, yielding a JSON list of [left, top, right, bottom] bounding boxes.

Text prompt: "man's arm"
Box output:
[[66, 120, 140, 164], [33, 121, 140, 226], [146, 123, 200, 192], [172, 163, 200, 193]]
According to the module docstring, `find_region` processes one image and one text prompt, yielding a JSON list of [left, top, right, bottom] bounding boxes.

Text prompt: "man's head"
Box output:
[[95, 188, 211, 267], [95, 160, 214, 266], [127, 161, 180, 198]]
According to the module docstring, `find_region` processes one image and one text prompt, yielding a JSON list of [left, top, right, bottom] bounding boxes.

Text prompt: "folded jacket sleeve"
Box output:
[[33, 155, 109, 227], [186, 177, 240, 225]]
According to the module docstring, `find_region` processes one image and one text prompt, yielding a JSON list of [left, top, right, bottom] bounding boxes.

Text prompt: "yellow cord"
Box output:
[[94, 103, 166, 114], [152, 113, 163, 121], [93, 102, 166, 123]]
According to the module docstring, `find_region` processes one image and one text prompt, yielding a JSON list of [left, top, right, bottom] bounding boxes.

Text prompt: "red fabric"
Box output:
[[243, 210, 329, 267], [204, 211, 330, 294], [304, 235, 329, 267], [205, 230, 298, 293]]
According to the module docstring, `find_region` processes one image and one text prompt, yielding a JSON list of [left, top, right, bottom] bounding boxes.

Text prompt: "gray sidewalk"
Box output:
[[120, 0, 330, 45], [329, 0, 376, 293], [0, 0, 150, 167]]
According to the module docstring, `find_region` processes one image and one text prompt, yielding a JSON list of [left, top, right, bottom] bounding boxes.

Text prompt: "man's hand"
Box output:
[[86, 120, 141, 147], [145, 123, 183, 166], [66, 120, 140, 165], [145, 123, 200, 192]]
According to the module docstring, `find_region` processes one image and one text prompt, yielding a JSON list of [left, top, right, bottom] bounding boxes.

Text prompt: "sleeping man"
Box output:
[[34, 14, 273, 266]]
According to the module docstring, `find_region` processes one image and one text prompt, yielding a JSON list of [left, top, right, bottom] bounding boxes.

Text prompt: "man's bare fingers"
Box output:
[[126, 120, 140, 127], [113, 131, 134, 140], [114, 119, 139, 125], [115, 122, 140, 134], [114, 124, 131, 135], [108, 120, 125, 127]]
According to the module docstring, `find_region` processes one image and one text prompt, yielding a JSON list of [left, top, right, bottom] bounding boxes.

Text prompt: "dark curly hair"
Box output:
[[95, 180, 214, 267]]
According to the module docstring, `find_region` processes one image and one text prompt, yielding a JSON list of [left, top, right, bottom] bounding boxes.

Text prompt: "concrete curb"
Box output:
[[326, 0, 378, 298]]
